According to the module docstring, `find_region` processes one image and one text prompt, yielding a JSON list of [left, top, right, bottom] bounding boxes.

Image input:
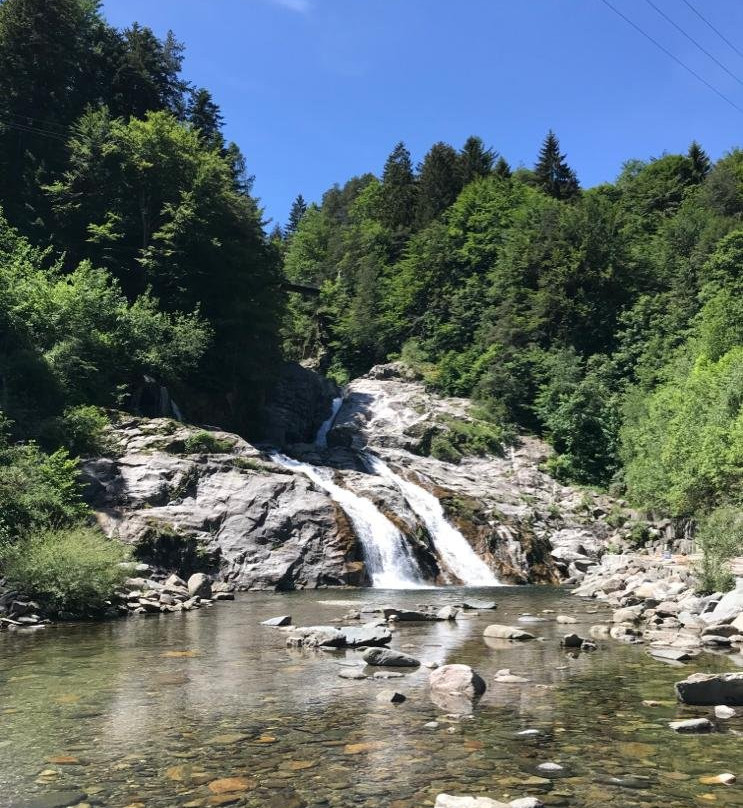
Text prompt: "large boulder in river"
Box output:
[[483, 624, 535, 641], [187, 573, 212, 598], [429, 664, 486, 710], [675, 672, 743, 705], [362, 647, 420, 667], [700, 580, 743, 625], [342, 622, 392, 647]]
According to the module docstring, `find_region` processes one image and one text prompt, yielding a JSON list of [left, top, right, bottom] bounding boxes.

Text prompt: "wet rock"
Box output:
[[437, 605, 459, 620], [338, 670, 367, 680], [373, 671, 404, 679], [382, 607, 436, 622], [362, 647, 420, 667], [342, 622, 392, 647], [187, 573, 212, 599], [537, 762, 564, 772], [261, 615, 292, 627], [675, 672, 743, 705], [668, 717, 715, 733], [16, 792, 87, 808], [376, 689, 406, 703], [699, 773, 736, 785], [560, 633, 584, 648], [463, 601, 497, 611], [286, 626, 345, 648], [207, 776, 256, 794], [430, 664, 486, 700], [483, 624, 535, 641], [714, 705, 737, 719], [493, 669, 529, 684], [434, 795, 509, 808], [649, 647, 699, 663], [555, 615, 576, 624]]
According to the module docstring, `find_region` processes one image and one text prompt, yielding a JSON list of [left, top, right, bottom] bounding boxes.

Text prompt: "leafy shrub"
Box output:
[[41, 405, 113, 457], [0, 436, 88, 541], [696, 507, 743, 594], [0, 526, 129, 616], [183, 430, 234, 454]]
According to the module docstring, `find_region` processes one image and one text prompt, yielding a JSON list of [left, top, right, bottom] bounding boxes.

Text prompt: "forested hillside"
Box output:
[[1, 0, 741, 610], [281, 134, 743, 534]]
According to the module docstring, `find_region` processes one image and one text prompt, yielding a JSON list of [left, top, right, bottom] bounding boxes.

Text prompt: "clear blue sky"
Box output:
[[102, 0, 743, 227]]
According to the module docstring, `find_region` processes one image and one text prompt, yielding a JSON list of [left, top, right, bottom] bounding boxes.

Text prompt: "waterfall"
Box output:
[[364, 453, 499, 586], [269, 451, 427, 589], [315, 396, 344, 447]]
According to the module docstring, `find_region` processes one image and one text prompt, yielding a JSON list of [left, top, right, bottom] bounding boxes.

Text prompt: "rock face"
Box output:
[[81, 417, 365, 591], [81, 362, 640, 592], [675, 672, 743, 706]]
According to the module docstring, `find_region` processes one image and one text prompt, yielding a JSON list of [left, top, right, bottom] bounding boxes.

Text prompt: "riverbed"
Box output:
[[1, 586, 741, 808]]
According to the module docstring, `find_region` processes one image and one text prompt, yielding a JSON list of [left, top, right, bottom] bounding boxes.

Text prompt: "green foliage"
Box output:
[[183, 430, 234, 455], [0, 526, 129, 616], [0, 431, 88, 542], [427, 416, 508, 464], [43, 405, 113, 457], [696, 507, 743, 594]]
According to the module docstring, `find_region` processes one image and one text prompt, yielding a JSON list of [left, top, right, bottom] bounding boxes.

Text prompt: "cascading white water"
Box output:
[[364, 453, 500, 586], [315, 396, 343, 447], [269, 451, 426, 589]]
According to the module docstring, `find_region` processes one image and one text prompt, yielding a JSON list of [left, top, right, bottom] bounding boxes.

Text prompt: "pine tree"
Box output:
[[379, 141, 417, 231], [459, 135, 495, 185], [688, 140, 711, 183], [494, 156, 512, 179], [416, 141, 462, 227], [534, 130, 579, 200], [286, 194, 308, 236], [188, 88, 224, 147]]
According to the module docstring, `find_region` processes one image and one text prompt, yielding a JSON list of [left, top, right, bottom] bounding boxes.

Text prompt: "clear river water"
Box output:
[[1, 586, 742, 808]]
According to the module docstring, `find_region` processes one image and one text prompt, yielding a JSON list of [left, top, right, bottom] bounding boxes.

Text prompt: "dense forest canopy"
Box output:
[[0, 0, 741, 571]]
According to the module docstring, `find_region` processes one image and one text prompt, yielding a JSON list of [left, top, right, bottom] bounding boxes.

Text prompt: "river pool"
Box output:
[[1, 586, 741, 808]]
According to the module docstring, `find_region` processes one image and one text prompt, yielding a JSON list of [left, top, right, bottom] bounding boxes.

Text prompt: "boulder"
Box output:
[[715, 705, 737, 719], [286, 626, 345, 648], [675, 672, 743, 705], [382, 607, 436, 622], [668, 718, 715, 733], [483, 624, 535, 641], [462, 600, 497, 611], [556, 615, 577, 624], [430, 664, 486, 700], [560, 633, 584, 648], [187, 573, 212, 599], [342, 622, 392, 647], [261, 615, 292, 627], [376, 689, 406, 703], [648, 647, 699, 663], [437, 605, 460, 621], [362, 647, 420, 667], [700, 580, 743, 625]]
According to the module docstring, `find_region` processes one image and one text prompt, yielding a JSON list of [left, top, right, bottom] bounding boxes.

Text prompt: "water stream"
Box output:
[[2, 587, 741, 808], [363, 453, 500, 586], [314, 396, 344, 447], [269, 451, 426, 589]]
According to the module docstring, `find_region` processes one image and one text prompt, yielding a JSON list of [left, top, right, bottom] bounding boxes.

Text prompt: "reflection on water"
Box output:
[[1, 586, 742, 808]]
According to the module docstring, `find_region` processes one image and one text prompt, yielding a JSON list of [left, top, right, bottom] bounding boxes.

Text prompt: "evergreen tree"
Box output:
[[494, 156, 512, 179], [688, 140, 711, 183], [416, 141, 463, 227], [459, 135, 495, 185], [286, 193, 308, 236], [534, 130, 579, 200], [379, 142, 417, 232], [187, 88, 224, 147]]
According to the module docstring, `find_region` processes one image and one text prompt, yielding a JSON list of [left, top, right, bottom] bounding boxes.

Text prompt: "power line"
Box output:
[[599, 0, 743, 115], [644, 0, 743, 88], [0, 117, 67, 142], [680, 0, 743, 62]]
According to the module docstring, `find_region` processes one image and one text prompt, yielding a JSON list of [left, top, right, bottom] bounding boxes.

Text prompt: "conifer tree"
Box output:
[[416, 141, 462, 227], [286, 194, 308, 236], [494, 156, 512, 179], [188, 88, 224, 146], [534, 130, 579, 200], [379, 141, 417, 231], [459, 135, 495, 185], [688, 140, 711, 183]]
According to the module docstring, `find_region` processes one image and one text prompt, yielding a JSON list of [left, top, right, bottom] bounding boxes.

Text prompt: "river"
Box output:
[[1, 586, 741, 808]]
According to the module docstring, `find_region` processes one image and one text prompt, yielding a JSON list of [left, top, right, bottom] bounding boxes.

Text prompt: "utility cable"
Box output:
[[599, 0, 743, 115], [644, 0, 743, 88], [680, 0, 743, 62]]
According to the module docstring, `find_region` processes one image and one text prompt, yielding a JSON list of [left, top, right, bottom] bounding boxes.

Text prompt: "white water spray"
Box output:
[[269, 451, 426, 589], [315, 396, 343, 447], [364, 453, 499, 586]]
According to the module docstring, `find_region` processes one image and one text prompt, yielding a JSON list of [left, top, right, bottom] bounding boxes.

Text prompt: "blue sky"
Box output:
[[102, 0, 743, 227]]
